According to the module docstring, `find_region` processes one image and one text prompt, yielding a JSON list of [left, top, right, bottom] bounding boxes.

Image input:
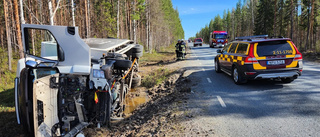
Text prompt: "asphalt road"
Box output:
[[183, 43, 320, 137]]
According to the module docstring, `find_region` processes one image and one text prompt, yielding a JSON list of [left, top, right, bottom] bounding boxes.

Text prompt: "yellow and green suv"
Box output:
[[215, 35, 303, 84]]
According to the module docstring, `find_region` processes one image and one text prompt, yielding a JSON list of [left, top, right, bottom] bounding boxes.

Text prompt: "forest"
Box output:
[[0, 0, 184, 90], [192, 0, 320, 53]]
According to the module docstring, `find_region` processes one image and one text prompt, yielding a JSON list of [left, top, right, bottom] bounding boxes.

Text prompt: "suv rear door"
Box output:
[[253, 40, 298, 70]]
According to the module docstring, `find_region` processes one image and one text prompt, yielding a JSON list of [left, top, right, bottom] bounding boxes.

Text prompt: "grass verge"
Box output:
[[141, 68, 174, 88]]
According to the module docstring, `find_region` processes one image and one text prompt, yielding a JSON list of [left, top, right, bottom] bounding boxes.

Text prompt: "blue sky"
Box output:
[[172, 0, 239, 39]]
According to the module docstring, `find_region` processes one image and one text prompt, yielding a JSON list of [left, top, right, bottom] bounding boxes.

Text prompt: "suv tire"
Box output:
[[215, 60, 221, 73], [232, 66, 247, 84]]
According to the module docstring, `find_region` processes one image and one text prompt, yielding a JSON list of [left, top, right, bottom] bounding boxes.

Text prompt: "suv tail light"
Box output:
[[244, 44, 258, 64], [294, 53, 303, 61], [290, 41, 303, 61], [244, 56, 258, 64]]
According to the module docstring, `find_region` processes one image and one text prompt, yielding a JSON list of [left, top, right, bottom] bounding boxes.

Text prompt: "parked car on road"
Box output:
[[214, 35, 303, 84], [194, 38, 203, 47]]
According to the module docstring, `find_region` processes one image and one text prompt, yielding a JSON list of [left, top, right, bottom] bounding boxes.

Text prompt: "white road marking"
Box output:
[[217, 96, 227, 108], [202, 68, 205, 72], [207, 78, 212, 83]]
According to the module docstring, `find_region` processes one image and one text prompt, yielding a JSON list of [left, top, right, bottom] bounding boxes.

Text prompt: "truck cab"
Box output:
[[15, 24, 143, 137], [210, 31, 228, 48]]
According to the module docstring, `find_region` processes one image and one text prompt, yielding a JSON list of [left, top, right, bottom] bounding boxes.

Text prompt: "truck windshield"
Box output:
[[195, 39, 202, 42], [214, 34, 227, 39]]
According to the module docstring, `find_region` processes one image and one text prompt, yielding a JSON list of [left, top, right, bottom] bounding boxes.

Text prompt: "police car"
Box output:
[[214, 35, 303, 84]]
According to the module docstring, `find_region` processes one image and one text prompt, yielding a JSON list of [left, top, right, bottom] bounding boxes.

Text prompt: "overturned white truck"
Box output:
[[14, 24, 143, 136]]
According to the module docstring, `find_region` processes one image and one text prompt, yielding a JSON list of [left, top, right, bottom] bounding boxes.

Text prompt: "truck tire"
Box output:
[[131, 74, 141, 88], [132, 52, 143, 58], [99, 92, 111, 128], [131, 44, 143, 53], [114, 59, 132, 69]]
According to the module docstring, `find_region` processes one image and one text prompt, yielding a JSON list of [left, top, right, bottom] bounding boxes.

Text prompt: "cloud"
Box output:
[[180, 5, 229, 15]]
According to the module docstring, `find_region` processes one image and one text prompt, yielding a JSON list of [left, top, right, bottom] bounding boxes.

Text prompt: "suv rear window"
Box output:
[[256, 41, 294, 56], [195, 39, 202, 42]]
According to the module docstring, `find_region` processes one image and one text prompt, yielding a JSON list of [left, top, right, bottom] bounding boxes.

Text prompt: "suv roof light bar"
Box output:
[[235, 35, 268, 41]]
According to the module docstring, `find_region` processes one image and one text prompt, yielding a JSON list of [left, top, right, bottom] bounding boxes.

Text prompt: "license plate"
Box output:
[[267, 60, 285, 65]]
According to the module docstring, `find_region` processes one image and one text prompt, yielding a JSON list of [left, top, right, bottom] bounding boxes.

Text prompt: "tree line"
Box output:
[[193, 0, 320, 52], [0, 0, 184, 88]]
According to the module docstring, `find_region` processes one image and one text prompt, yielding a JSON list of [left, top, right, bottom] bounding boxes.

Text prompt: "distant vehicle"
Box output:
[[194, 38, 203, 47], [210, 31, 228, 48], [215, 35, 303, 84]]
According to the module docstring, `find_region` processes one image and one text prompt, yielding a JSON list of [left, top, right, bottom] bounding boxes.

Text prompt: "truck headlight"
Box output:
[[93, 69, 105, 78]]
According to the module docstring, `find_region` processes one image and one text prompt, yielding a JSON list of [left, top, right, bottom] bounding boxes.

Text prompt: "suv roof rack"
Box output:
[[269, 36, 284, 38], [235, 35, 268, 41]]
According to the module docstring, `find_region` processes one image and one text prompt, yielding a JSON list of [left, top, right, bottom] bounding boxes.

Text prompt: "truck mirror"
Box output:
[[26, 60, 38, 67]]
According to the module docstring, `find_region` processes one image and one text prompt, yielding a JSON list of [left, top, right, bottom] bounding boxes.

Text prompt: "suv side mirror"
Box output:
[[217, 49, 222, 53]]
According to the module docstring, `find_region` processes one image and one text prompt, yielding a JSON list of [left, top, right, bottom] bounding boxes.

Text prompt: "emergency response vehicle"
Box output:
[[214, 35, 303, 84], [210, 31, 228, 48]]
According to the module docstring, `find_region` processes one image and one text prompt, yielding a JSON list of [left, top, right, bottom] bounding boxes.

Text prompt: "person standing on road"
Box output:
[[175, 39, 186, 60], [180, 39, 186, 59], [175, 39, 181, 60]]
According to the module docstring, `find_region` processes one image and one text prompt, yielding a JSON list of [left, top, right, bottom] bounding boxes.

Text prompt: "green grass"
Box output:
[[0, 59, 17, 113], [140, 45, 176, 63], [141, 68, 174, 88]]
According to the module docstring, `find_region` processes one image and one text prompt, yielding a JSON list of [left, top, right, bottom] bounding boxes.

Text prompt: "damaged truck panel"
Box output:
[[33, 74, 60, 137]]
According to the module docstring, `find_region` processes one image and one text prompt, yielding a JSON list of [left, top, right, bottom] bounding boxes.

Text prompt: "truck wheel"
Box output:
[[131, 74, 141, 88], [131, 44, 143, 53], [100, 92, 111, 128], [132, 52, 143, 58], [114, 59, 132, 69]]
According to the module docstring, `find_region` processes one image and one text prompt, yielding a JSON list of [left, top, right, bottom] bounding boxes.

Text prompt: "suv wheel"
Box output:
[[215, 60, 221, 73], [232, 66, 247, 84]]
